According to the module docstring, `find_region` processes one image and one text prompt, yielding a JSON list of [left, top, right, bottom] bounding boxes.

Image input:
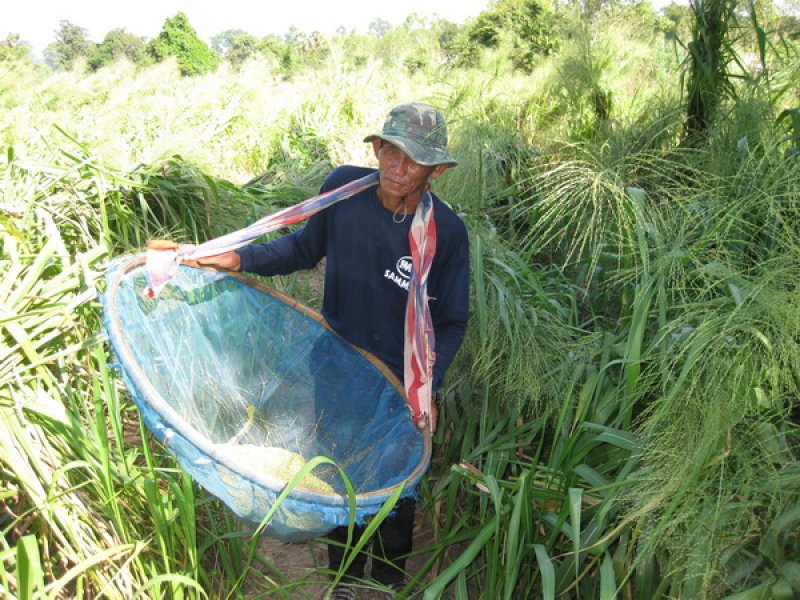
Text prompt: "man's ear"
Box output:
[[372, 139, 382, 158], [430, 164, 449, 179]]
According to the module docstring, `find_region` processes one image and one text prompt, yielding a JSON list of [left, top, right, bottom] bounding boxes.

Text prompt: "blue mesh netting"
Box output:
[[101, 256, 431, 542]]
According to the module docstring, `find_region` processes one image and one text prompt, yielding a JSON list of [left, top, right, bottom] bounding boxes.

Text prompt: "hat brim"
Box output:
[[365, 134, 458, 167]]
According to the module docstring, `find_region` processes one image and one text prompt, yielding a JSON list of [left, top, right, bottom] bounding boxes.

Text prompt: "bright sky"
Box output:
[[2, 0, 491, 58]]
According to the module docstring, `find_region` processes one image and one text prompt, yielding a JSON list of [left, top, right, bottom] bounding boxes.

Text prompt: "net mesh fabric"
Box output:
[[102, 257, 430, 542]]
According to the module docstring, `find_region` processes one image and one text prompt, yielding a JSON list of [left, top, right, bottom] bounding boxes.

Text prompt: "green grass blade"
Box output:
[[503, 470, 529, 600], [600, 552, 617, 599], [568, 487, 583, 581], [16, 535, 44, 600], [533, 544, 556, 600], [132, 573, 208, 599], [423, 515, 498, 600]]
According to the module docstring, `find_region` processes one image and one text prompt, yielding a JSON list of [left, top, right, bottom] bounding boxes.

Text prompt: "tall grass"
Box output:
[[0, 143, 253, 598], [423, 28, 799, 594]]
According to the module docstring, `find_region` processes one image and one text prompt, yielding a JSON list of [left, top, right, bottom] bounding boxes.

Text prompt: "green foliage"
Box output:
[[292, 31, 330, 70], [775, 12, 800, 39], [777, 107, 800, 155], [0, 34, 32, 63], [364, 16, 438, 73], [428, 83, 800, 599], [44, 20, 92, 71], [683, 0, 740, 140], [88, 28, 148, 71], [146, 12, 219, 77], [437, 19, 478, 68], [260, 29, 332, 77], [264, 110, 332, 176], [469, 11, 507, 48], [505, 0, 560, 71], [256, 33, 289, 64], [121, 156, 259, 244], [226, 33, 259, 69], [210, 29, 248, 55], [660, 1, 696, 41], [552, 14, 615, 131], [465, 0, 559, 72], [211, 30, 273, 69]]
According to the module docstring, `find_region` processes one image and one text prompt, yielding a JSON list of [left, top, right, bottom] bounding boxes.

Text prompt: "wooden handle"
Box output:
[[146, 239, 179, 251]]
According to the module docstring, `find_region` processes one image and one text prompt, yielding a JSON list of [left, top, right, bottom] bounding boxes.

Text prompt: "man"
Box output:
[[200, 103, 470, 598]]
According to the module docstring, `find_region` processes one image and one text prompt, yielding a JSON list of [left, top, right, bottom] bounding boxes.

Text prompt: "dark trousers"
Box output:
[[327, 497, 415, 585]]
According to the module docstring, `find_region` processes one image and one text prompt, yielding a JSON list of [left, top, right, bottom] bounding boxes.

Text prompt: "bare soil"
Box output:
[[256, 504, 437, 599]]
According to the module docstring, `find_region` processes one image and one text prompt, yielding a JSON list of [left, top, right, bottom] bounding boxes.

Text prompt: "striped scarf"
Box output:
[[405, 192, 436, 429]]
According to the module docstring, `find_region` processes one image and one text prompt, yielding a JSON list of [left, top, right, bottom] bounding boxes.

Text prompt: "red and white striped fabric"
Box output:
[[144, 169, 436, 429], [144, 171, 380, 298], [404, 192, 436, 429]]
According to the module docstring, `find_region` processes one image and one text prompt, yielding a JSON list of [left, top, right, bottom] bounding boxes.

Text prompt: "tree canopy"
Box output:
[[0, 34, 32, 63], [44, 20, 92, 70], [146, 12, 219, 76], [88, 29, 148, 71]]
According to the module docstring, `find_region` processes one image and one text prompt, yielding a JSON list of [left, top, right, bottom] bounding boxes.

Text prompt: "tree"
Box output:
[[226, 33, 259, 68], [88, 29, 147, 70], [0, 34, 32, 63], [506, 0, 559, 71], [45, 20, 92, 70], [296, 31, 327, 62], [468, 12, 506, 47], [147, 12, 218, 76], [436, 19, 478, 68], [210, 29, 248, 55], [277, 28, 329, 75], [464, 0, 559, 71], [257, 34, 288, 62], [369, 18, 393, 38], [212, 30, 283, 70]]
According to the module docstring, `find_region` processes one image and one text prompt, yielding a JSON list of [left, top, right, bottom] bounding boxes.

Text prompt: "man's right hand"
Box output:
[[193, 251, 242, 272]]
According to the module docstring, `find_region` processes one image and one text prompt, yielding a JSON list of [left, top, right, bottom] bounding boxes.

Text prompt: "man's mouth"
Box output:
[[384, 176, 405, 188]]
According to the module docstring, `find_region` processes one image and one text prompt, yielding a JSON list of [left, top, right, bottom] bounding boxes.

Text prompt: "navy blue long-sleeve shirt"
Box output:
[[237, 165, 470, 389]]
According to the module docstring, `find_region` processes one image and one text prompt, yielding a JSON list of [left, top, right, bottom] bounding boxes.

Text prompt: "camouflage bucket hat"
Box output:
[[364, 103, 458, 167]]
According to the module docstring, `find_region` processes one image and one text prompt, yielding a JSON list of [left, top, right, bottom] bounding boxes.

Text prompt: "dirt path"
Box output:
[[256, 505, 436, 599]]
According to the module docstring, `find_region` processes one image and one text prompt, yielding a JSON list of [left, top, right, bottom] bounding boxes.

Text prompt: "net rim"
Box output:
[[104, 254, 432, 508]]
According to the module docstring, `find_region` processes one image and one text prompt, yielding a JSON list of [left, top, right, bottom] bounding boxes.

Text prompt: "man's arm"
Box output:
[[196, 214, 328, 277], [237, 222, 326, 276]]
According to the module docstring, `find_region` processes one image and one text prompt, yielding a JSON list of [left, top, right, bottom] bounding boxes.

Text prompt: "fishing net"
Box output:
[[102, 256, 431, 542]]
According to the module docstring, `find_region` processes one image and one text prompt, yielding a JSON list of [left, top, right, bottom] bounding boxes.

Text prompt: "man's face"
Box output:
[[374, 141, 437, 199]]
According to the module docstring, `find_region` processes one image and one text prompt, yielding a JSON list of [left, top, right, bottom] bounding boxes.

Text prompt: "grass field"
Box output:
[[2, 3, 800, 598]]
